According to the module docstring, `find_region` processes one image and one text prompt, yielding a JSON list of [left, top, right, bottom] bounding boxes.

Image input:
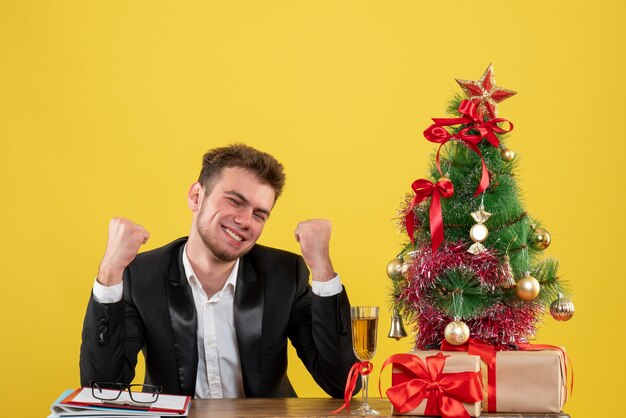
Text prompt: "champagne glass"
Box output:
[[350, 306, 379, 416]]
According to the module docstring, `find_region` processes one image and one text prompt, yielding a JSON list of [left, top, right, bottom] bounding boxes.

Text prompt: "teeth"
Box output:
[[224, 227, 243, 242]]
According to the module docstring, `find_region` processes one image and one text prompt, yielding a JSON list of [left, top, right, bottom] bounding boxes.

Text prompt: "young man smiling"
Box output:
[[80, 144, 358, 399]]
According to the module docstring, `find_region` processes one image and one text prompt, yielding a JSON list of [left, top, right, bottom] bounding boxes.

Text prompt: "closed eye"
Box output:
[[224, 191, 271, 221], [253, 212, 267, 222]]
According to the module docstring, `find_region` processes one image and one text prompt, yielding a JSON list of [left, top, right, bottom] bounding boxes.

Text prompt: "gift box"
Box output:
[[488, 348, 567, 413], [435, 342, 569, 413], [385, 351, 483, 417]]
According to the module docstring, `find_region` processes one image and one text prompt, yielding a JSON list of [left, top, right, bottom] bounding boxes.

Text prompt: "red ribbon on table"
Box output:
[[379, 352, 483, 418], [405, 177, 454, 251], [423, 100, 513, 196], [441, 339, 574, 411], [331, 361, 372, 414]]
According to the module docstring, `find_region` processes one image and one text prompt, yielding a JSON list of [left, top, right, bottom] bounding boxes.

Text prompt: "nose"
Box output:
[[234, 208, 252, 228]]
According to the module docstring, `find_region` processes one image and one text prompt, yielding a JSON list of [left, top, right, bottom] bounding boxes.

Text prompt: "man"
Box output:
[[80, 144, 358, 399]]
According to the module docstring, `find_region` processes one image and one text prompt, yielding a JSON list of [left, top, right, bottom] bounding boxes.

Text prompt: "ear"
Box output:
[[187, 182, 203, 211]]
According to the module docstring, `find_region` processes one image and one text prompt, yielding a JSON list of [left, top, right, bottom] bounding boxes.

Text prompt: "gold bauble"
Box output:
[[516, 274, 541, 301], [550, 293, 575, 321], [444, 320, 470, 346], [531, 227, 551, 250], [501, 148, 516, 161], [399, 262, 410, 278], [469, 223, 489, 243], [386, 258, 403, 280], [438, 175, 451, 183]]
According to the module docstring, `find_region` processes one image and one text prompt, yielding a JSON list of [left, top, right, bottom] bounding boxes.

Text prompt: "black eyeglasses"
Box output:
[[90, 381, 163, 405]]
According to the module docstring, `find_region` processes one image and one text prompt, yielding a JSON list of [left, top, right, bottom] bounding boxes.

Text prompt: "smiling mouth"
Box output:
[[223, 226, 244, 242]]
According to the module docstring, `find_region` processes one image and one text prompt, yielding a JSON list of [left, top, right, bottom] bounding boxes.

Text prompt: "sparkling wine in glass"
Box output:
[[350, 306, 379, 416]]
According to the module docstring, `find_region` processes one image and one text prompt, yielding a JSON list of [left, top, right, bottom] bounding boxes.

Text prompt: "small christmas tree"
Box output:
[[388, 64, 575, 349]]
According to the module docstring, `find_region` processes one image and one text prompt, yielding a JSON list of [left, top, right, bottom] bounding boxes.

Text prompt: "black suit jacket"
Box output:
[[80, 238, 358, 398]]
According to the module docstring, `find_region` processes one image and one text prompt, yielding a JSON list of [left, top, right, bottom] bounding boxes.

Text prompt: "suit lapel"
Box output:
[[234, 254, 264, 396], [166, 244, 198, 396]]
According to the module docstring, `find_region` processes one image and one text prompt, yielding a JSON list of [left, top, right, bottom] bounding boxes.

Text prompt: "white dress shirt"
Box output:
[[92, 245, 343, 398], [182, 246, 244, 398]]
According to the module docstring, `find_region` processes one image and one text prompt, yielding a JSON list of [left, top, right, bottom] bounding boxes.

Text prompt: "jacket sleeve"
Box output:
[[79, 269, 144, 386], [287, 256, 360, 398]]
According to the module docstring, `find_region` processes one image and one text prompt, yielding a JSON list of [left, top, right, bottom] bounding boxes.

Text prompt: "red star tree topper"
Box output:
[[455, 64, 516, 120]]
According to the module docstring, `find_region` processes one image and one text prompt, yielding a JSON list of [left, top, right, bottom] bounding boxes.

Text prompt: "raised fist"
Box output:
[[97, 217, 150, 286], [294, 219, 336, 282]]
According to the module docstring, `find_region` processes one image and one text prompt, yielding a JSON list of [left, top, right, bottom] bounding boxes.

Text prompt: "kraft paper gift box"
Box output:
[[388, 351, 482, 417], [421, 346, 568, 413], [486, 349, 567, 413]]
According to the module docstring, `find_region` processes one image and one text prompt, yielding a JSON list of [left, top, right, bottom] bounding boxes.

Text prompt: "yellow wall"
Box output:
[[1, 1, 623, 416]]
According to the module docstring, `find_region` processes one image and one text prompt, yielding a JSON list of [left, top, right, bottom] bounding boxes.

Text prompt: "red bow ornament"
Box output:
[[381, 353, 483, 418], [423, 100, 513, 196], [405, 177, 454, 251]]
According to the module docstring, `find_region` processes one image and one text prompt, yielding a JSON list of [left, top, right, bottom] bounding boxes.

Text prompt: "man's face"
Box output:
[[190, 167, 276, 262]]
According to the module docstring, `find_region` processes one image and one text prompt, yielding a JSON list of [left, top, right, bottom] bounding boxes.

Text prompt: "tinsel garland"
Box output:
[[413, 303, 542, 350], [399, 241, 544, 349], [404, 242, 506, 292]]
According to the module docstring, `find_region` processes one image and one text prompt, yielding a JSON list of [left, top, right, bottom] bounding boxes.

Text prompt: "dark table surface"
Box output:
[[186, 397, 570, 418]]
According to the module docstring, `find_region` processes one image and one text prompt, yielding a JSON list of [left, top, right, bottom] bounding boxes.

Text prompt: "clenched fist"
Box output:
[[294, 219, 336, 282], [97, 218, 150, 286]]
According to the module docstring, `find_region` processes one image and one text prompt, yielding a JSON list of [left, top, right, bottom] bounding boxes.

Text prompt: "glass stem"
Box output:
[[361, 373, 369, 408]]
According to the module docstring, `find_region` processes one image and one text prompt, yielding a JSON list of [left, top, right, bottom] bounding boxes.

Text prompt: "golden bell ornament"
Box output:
[[444, 319, 470, 346], [516, 272, 541, 301], [550, 293, 575, 321], [387, 314, 408, 340], [531, 227, 551, 250], [501, 148, 516, 161], [386, 258, 403, 280]]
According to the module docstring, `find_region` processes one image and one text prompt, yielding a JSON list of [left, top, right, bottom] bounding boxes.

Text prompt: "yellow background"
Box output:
[[1, 1, 623, 416]]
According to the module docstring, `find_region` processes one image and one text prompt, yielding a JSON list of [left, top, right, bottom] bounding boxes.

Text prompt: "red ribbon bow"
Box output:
[[423, 100, 513, 196], [405, 178, 454, 251], [441, 339, 498, 411], [380, 352, 483, 418], [331, 361, 372, 414]]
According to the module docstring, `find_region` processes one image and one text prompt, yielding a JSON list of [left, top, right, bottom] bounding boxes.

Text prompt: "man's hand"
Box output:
[[97, 218, 150, 287], [294, 219, 336, 282]]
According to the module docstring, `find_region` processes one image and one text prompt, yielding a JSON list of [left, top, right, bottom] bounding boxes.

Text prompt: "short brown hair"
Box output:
[[198, 144, 286, 198]]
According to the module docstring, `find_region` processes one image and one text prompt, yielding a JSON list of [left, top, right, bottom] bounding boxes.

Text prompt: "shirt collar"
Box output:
[[182, 244, 239, 295]]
